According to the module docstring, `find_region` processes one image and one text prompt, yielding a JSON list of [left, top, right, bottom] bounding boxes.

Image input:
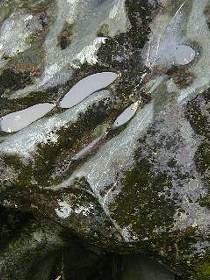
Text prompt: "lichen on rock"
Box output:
[[0, 0, 210, 279]]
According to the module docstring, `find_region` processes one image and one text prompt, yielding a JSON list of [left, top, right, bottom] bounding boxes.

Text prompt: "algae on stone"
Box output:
[[0, 0, 210, 279]]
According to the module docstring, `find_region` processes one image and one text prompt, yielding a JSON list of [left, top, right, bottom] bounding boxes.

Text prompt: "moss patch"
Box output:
[[194, 254, 210, 280], [185, 89, 210, 208], [110, 156, 176, 240], [0, 68, 32, 95]]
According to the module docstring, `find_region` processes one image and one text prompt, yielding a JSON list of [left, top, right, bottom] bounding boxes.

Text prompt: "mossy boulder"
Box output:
[[0, 0, 209, 279]]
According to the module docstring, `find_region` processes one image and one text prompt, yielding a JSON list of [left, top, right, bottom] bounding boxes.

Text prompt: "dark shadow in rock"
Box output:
[[116, 255, 175, 280], [0, 205, 34, 251], [62, 246, 114, 280]]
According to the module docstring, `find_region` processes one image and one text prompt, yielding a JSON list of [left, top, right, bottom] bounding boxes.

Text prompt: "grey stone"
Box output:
[[0, 0, 209, 279]]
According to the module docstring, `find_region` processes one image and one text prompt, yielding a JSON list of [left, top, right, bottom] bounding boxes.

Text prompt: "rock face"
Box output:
[[0, 0, 210, 279]]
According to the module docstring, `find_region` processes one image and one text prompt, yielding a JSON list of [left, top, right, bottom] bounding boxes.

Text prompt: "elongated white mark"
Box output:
[[112, 101, 139, 128], [0, 103, 55, 133], [59, 72, 118, 108]]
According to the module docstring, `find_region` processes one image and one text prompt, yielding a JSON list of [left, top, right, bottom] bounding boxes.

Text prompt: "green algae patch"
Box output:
[[186, 89, 210, 209], [194, 254, 210, 280], [1, 154, 34, 193], [185, 90, 210, 139], [0, 68, 33, 95], [195, 143, 210, 180], [110, 156, 176, 242], [97, 24, 110, 37], [0, 0, 209, 278], [97, 0, 156, 101], [0, 96, 119, 189]]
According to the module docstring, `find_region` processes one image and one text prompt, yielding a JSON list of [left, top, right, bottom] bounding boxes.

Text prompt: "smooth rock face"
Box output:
[[0, 0, 210, 279]]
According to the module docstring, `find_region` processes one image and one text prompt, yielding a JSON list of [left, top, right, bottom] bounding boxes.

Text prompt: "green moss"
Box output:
[[2, 154, 33, 189], [97, 24, 110, 37], [0, 97, 119, 189], [25, 34, 38, 45], [0, 3, 12, 22], [195, 143, 210, 177], [110, 156, 176, 241], [32, 100, 113, 186], [197, 262, 210, 279], [195, 255, 210, 280], [0, 68, 32, 96], [185, 93, 210, 138], [125, 0, 155, 48], [186, 89, 210, 209]]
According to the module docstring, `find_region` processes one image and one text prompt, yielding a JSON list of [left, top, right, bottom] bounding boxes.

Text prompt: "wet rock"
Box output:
[[0, 0, 210, 279]]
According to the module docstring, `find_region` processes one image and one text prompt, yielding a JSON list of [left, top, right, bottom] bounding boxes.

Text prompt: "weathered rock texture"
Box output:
[[0, 0, 210, 279]]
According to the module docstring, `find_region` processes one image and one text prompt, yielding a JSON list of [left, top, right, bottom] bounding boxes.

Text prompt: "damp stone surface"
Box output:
[[0, 1, 210, 280]]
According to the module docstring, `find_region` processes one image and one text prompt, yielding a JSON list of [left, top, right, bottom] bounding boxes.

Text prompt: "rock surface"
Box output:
[[0, 0, 210, 279]]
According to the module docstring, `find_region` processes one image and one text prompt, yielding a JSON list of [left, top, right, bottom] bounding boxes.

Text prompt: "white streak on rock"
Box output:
[[0, 90, 111, 158], [112, 101, 140, 128], [60, 72, 117, 108], [0, 103, 55, 133]]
